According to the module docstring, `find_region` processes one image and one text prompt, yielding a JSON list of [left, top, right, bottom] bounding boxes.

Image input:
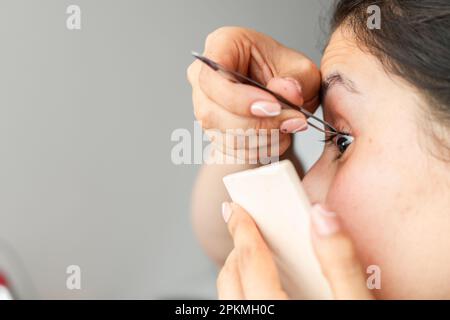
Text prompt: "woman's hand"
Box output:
[[217, 202, 374, 300], [187, 27, 320, 161]]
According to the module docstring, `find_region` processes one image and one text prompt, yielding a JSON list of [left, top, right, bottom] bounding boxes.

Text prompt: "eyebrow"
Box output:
[[320, 71, 360, 102]]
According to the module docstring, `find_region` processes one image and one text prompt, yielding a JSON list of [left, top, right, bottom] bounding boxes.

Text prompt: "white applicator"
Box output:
[[223, 160, 332, 299]]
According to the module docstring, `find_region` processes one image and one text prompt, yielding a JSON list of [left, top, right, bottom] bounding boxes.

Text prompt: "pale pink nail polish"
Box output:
[[221, 202, 232, 223], [283, 77, 303, 95], [280, 118, 308, 133], [250, 101, 281, 117], [311, 204, 340, 236]]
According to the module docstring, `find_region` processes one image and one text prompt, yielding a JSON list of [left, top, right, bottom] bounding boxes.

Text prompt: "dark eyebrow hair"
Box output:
[[320, 71, 360, 102]]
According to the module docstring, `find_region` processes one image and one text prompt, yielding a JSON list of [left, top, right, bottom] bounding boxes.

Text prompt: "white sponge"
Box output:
[[223, 160, 332, 299]]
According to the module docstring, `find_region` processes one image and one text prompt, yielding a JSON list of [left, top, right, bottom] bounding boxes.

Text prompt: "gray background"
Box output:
[[0, 0, 330, 299]]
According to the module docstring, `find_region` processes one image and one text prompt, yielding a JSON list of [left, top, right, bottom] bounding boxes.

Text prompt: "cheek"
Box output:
[[304, 120, 450, 298], [326, 155, 404, 297], [327, 155, 398, 256], [325, 141, 438, 298], [303, 151, 338, 203]]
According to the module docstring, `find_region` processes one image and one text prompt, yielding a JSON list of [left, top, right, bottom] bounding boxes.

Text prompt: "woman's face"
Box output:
[[303, 27, 450, 299]]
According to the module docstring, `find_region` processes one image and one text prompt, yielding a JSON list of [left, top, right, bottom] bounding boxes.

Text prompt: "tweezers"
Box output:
[[191, 51, 339, 135]]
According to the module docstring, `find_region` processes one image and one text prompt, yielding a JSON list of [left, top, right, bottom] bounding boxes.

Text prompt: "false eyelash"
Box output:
[[320, 135, 336, 144], [319, 131, 351, 144], [319, 131, 353, 161]]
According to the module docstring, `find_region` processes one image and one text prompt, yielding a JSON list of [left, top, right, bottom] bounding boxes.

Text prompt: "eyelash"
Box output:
[[321, 131, 354, 160]]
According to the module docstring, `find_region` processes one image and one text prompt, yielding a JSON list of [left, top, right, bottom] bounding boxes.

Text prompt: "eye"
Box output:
[[321, 132, 354, 159], [335, 134, 354, 155]]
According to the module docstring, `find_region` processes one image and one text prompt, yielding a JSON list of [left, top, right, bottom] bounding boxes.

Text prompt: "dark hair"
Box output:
[[331, 0, 450, 156]]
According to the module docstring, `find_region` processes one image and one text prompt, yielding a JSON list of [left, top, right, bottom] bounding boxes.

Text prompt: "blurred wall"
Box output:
[[0, 0, 331, 299]]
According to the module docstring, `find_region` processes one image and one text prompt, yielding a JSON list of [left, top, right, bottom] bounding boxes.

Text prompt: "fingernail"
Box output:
[[283, 77, 303, 95], [221, 202, 233, 223], [280, 118, 308, 133], [311, 204, 340, 236], [250, 101, 281, 117]]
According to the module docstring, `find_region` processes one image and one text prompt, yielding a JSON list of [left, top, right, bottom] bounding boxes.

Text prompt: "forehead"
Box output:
[[321, 29, 364, 75], [320, 28, 391, 97]]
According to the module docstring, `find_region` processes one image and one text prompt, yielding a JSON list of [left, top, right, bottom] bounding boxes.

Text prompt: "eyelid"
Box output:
[[323, 131, 352, 143], [321, 133, 354, 161], [322, 98, 356, 135], [321, 117, 353, 146]]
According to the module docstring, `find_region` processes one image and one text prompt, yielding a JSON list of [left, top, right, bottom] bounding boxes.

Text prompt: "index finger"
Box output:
[[199, 56, 284, 118], [199, 28, 304, 119]]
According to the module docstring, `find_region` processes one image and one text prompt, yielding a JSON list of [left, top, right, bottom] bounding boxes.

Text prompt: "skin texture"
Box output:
[[218, 202, 374, 300], [303, 27, 450, 299], [188, 27, 319, 265], [188, 26, 450, 299]]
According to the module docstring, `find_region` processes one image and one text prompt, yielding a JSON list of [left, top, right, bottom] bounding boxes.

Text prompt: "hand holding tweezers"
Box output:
[[191, 51, 339, 135]]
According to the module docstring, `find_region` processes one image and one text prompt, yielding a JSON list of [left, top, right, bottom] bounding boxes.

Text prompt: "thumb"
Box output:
[[310, 204, 374, 300]]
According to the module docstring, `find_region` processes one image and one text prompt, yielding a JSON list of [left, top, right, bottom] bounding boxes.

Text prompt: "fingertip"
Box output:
[[229, 202, 249, 219], [283, 77, 303, 96], [187, 59, 201, 85], [280, 117, 308, 134], [311, 204, 341, 237], [266, 77, 304, 106], [225, 203, 255, 237]]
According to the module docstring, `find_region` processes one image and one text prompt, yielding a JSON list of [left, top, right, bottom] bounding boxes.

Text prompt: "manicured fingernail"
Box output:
[[280, 118, 308, 133], [283, 77, 303, 95], [221, 202, 232, 223], [311, 204, 340, 236], [250, 101, 281, 117]]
